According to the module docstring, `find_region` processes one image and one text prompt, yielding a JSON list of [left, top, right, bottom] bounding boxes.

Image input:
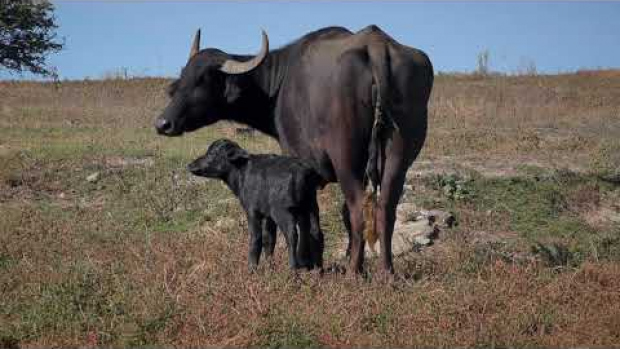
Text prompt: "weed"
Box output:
[[256, 312, 319, 348], [433, 173, 474, 201], [129, 300, 178, 346], [589, 229, 620, 262], [531, 242, 571, 267], [360, 307, 394, 337], [590, 139, 620, 183], [0, 254, 16, 270]]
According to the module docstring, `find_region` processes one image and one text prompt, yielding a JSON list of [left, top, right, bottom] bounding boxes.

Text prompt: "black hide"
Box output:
[[187, 139, 325, 271]]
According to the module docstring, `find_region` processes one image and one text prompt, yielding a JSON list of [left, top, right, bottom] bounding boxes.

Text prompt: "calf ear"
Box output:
[[228, 148, 249, 166]]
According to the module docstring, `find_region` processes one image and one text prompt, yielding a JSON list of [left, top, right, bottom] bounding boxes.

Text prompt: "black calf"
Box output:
[[187, 139, 324, 271]]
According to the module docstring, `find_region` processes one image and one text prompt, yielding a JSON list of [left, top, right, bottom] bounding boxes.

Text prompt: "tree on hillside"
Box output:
[[0, 0, 63, 77]]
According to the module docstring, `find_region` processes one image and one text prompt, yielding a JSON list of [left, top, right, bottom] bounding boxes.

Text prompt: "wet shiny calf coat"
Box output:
[[187, 139, 324, 270]]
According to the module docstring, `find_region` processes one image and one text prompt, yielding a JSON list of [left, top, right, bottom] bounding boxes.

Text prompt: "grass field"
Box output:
[[1, 71, 619, 347]]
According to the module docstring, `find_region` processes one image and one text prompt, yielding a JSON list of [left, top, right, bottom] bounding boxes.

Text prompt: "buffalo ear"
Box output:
[[228, 148, 249, 166], [224, 76, 242, 103]]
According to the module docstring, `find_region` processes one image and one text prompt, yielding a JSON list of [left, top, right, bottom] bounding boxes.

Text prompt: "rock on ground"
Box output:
[[86, 172, 100, 183], [336, 203, 455, 258]]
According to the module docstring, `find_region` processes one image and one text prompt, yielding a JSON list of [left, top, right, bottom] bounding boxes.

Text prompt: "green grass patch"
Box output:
[[4, 261, 131, 344], [458, 172, 618, 264], [255, 310, 320, 348]]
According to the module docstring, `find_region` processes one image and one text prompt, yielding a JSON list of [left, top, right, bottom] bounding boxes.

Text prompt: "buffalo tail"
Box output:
[[363, 42, 392, 248]]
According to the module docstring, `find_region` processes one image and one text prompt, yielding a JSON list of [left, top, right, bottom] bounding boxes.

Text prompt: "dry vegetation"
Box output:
[[1, 71, 620, 348]]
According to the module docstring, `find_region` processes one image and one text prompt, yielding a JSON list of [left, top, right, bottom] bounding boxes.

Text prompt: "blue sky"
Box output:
[[3, 1, 620, 80]]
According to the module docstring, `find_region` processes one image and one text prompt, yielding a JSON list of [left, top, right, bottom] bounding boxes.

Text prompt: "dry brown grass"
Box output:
[[426, 72, 620, 171], [2, 207, 620, 347], [1, 71, 620, 348]]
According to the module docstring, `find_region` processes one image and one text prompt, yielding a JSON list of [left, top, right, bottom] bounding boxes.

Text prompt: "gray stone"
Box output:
[[86, 172, 100, 183], [335, 203, 451, 258], [414, 235, 432, 246], [391, 219, 437, 255], [363, 216, 438, 257], [418, 209, 456, 228], [396, 202, 420, 223]]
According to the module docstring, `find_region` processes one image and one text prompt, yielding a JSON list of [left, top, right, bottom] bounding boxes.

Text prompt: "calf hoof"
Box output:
[[288, 261, 300, 271], [314, 259, 324, 270], [248, 263, 259, 273], [296, 259, 315, 271]]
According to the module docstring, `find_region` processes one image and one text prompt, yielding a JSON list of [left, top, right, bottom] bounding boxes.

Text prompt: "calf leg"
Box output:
[[247, 211, 263, 271], [341, 203, 352, 257], [272, 210, 299, 270], [297, 197, 324, 270], [308, 197, 324, 268], [262, 217, 277, 259], [296, 212, 314, 270]]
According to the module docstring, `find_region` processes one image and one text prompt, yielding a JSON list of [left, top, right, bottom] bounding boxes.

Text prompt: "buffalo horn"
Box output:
[[219, 30, 269, 75], [188, 29, 201, 61]]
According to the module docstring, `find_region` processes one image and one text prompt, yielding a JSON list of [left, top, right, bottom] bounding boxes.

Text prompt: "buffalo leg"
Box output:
[[376, 164, 407, 274], [377, 111, 427, 273], [339, 175, 367, 274]]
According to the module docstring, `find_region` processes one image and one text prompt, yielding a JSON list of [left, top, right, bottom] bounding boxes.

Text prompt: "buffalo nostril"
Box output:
[[155, 118, 172, 134]]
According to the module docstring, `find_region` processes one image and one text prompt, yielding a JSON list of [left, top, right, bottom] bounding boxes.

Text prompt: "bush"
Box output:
[[434, 173, 474, 201], [590, 140, 620, 183]]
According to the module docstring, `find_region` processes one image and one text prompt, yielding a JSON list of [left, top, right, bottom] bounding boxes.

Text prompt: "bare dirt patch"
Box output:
[[410, 154, 588, 179], [103, 156, 154, 168]]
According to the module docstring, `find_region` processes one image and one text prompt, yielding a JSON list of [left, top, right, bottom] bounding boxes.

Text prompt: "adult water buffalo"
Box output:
[[154, 25, 433, 274]]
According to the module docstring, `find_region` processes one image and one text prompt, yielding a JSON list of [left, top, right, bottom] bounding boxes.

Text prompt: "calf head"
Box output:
[[154, 30, 269, 136], [187, 139, 249, 178]]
